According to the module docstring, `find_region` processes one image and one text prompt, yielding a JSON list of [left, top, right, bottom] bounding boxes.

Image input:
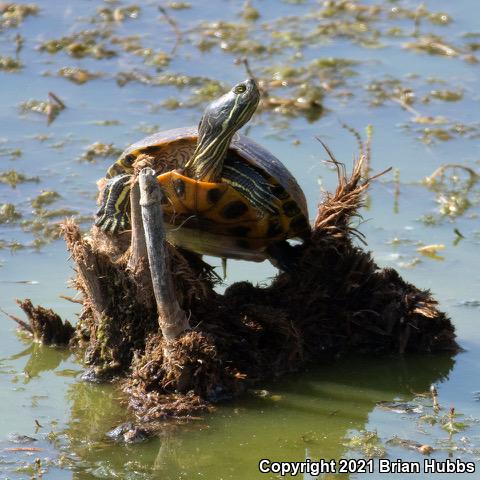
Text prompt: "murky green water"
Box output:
[[1, 0, 480, 478]]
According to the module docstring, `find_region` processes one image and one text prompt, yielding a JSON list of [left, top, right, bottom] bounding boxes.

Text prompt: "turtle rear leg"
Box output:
[[95, 174, 132, 234], [266, 240, 306, 273]]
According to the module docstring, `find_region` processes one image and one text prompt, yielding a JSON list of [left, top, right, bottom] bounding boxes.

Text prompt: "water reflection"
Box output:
[[56, 353, 455, 479], [5, 340, 70, 381]]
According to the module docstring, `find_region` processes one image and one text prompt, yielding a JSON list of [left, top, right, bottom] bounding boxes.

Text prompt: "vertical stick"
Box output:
[[127, 180, 147, 272], [138, 168, 190, 341]]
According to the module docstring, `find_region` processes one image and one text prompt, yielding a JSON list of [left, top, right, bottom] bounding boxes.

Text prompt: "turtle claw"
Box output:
[[95, 211, 128, 234], [95, 174, 132, 234]]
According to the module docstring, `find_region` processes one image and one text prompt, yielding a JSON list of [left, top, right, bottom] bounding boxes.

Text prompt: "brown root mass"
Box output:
[[31, 155, 457, 420], [15, 299, 74, 345]]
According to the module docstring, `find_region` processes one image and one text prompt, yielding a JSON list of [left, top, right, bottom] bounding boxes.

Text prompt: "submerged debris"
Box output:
[[106, 422, 149, 444]]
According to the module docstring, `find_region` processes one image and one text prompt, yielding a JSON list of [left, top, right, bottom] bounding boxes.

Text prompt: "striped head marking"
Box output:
[[198, 78, 260, 142], [185, 78, 260, 182]]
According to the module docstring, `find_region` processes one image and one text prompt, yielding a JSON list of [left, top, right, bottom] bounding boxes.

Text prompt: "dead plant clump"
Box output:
[[15, 154, 458, 421]]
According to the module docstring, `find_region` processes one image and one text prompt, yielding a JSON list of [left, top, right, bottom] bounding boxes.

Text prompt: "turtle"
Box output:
[[95, 78, 310, 269]]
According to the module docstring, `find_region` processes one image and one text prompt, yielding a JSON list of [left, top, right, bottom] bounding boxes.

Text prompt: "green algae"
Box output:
[[19, 93, 66, 124], [39, 30, 116, 59], [92, 120, 121, 126], [0, 147, 22, 159], [343, 430, 386, 458], [95, 5, 141, 23], [57, 67, 103, 84], [0, 2, 38, 29], [0, 170, 39, 188], [0, 203, 21, 224], [31, 191, 61, 210], [430, 89, 463, 102], [167, 2, 191, 9], [0, 55, 22, 72], [242, 1, 260, 22], [79, 142, 122, 163]]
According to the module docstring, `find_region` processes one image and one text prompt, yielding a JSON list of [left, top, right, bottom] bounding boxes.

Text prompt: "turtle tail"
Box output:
[[95, 174, 132, 234]]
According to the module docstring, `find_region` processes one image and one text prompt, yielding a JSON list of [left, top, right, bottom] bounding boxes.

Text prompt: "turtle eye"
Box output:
[[234, 84, 246, 94], [123, 154, 135, 166]]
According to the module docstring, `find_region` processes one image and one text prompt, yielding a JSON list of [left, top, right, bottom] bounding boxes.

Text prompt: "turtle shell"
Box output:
[[110, 127, 310, 261], [121, 126, 308, 218]]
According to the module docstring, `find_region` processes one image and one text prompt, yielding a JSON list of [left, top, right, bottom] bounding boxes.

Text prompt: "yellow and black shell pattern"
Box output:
[[102, 126, 310, 261]]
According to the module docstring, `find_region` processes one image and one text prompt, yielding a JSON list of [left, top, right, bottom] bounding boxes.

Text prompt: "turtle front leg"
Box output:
[[266, 240, 306, 273], [95, 174, 133, 233]]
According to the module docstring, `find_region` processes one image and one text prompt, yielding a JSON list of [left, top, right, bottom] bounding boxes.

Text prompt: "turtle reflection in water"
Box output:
[[96, 79, 310, 270]]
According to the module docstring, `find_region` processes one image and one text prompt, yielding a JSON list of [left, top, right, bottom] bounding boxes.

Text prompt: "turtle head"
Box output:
[[186, 79, 260, 181], [198, 78, 260, 141]]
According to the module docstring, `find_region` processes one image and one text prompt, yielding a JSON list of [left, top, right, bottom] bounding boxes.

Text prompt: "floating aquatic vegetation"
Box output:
[[430, 89, 463, 102], [458, 300, 480, 308], [188, 81, 226, 104], [21, 218, 62, 242], [19, 92, 66, 125], [79, 142, 122, 163], [135, 123, 161, 134], [417, 244, 445, 260], [343, 430, 386, 458], [109, 35, 172, 67], [418, 164, 480, 224], [397, 257, 422, 269], [377, 400, 423, 414], [0, 203, 21, 224], [95, 5, 140, 23], [38, 30, 116, 59], [0, 55, 22, 72], [160, 98, 183, 110], [0, 2, 38, 29], [242, 1, 260, 22], [0, 239, 25, 252], [167, 2, 191, 9], [31, 191, 61, 210], [145, 51, 171, 68], [441, 407, 468, 434], [110, 34, 143, 53], [0, 147, 22, 159], [404, 121, 480, 144], [387, 437, 434, 454], [38, 208, 78, 219], [57, 67, 103, 84], [404, 35, 478, 63], [427, 12, 452, 25], [92, 119, 120, 126], [0, 170, 39, 188], [195, 20, 271, 55], [412, 115, 448, 125], [116, 70, 220, 88], [366, 76, 416, 109]]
